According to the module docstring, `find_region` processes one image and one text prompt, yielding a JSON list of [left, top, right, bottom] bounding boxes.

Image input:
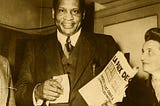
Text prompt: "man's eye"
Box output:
[[72, 10, 79, 14], [58, 9, 64, 13]]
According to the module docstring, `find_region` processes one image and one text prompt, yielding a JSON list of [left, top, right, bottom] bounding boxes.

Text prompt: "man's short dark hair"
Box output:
[[52, 0, 86, 13], [145, 28, 160, 43]]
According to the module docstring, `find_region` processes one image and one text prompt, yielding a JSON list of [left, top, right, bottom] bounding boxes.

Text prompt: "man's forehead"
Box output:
[[58, 0, 80, 7]]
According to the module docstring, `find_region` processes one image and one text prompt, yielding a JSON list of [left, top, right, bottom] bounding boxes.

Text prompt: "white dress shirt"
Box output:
[[57, 29, 81, 50]]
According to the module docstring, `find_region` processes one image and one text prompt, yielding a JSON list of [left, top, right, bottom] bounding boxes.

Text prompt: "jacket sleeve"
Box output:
[[15, 40, 36, 106], [95, 34, 120, 74]]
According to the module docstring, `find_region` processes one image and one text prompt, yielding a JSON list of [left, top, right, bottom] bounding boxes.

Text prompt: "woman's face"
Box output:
[[141, 40, 160, 75]]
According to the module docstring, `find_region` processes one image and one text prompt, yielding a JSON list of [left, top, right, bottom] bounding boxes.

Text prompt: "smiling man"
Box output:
[[15, 0, 119, 106], [53, 0, 85, 36]]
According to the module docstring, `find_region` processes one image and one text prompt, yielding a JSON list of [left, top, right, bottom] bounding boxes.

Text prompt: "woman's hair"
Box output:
[[145, 28, 160, 42]]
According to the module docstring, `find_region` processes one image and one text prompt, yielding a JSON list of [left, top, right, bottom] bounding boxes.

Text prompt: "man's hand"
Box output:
[[35, 78, 63, 101]]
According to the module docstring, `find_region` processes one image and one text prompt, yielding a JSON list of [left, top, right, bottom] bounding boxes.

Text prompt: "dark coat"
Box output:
[[120, 75, 160, 106], [15, 30, 119, 106]]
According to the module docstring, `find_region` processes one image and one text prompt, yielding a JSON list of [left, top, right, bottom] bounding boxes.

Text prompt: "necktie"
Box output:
[[64, 36, 74, 58]]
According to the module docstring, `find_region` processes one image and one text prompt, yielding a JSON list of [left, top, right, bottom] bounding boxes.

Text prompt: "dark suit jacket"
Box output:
[[120, 75, 160, 106], [15, 29, 118, 106]]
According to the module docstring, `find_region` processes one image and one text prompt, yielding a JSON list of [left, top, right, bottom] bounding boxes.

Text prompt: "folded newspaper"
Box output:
[[79, 51, 137, 106]]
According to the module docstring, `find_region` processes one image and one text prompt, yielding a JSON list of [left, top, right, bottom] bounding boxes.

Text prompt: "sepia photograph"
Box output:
[[0, 0, 160, 106]]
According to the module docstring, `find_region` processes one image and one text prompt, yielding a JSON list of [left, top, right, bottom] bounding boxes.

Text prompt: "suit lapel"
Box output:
[[72, 31, 96, 88], [42, 33, 64, 78]]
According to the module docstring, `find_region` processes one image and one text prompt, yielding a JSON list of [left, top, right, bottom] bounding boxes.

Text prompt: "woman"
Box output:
[[0, 55, 16, 106], [121, 28, 160, 106]]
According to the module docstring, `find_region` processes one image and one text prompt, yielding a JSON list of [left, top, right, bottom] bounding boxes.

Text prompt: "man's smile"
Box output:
[[62, 23, 74, 28]]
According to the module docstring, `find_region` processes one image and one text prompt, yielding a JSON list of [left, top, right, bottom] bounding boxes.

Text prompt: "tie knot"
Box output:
[[66, 36, 71, 44], [65, 36, 73, 52]]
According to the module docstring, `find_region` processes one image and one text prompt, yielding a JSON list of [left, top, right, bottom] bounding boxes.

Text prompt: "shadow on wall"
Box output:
[[83, 2, 94, 33], [0, 27, 11, 59], [0, 26, 35, 84]]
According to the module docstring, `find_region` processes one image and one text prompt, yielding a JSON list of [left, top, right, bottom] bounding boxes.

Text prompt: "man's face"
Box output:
[[53, 0, 84, 36], [141, 40, 160, 75]]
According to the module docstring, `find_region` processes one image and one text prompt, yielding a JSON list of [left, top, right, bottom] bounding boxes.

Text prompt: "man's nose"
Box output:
[[65, 12, 74, 20]]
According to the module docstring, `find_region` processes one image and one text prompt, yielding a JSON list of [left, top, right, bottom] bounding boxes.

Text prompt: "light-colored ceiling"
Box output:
[[0, 0, 120, 34]]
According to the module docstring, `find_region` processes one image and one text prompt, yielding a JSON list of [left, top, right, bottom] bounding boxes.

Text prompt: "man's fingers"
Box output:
[[35, 78, 64, 101], [42, 79, 64, 101], [53, 76, 63, 84], [48, 79, 63, 90], [43, 83, 63, 94], [43, 90, 61, 101]]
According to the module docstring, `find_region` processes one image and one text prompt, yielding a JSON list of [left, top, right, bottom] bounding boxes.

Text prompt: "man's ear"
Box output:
[[52, 8, 55, 19]]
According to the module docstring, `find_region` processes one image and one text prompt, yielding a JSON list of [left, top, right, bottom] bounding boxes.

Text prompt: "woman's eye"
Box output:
[[142, 49, 144, 53], [148, 49, 152, 55]]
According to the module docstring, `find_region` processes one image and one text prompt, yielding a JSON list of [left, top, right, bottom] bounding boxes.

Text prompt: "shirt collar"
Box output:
[[57, 29, 81, 49]]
